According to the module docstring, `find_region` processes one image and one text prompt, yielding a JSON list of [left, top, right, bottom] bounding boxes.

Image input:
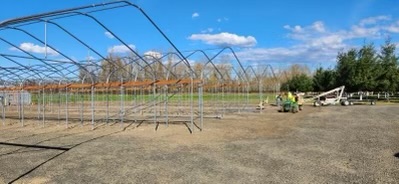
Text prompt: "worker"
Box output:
[[287, 92, 296, 102], [295, 93, 304, 111], [276, 93, 282, 107]]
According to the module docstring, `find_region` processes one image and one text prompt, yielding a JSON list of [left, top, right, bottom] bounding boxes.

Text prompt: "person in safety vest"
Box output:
[[287, 92, 296, 102]]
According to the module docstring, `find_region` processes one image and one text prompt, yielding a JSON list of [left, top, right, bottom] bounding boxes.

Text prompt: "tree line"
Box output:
[[78, 40, 399, 93], [282, 39, 399, 92]]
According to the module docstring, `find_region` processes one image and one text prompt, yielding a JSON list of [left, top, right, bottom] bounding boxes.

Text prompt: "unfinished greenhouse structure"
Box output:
[[0, 1, 279, 133]]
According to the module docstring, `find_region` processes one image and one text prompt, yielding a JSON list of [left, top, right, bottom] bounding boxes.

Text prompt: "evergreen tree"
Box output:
[[355, 44, 378, 91], [377, 39, 399, 92], [281, 74, 313, 92], [336, 49, 357, 92], [313, 67, 337, 91]]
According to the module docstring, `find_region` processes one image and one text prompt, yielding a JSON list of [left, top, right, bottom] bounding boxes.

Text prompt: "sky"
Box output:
[[1, 0, 399, 69]]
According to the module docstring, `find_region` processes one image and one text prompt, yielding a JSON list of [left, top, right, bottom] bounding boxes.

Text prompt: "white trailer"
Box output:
[[304, 86, 345, 106], [305, 86, 376, 106]]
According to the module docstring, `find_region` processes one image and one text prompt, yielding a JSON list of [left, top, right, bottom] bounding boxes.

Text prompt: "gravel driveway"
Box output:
[[0, 105, 398, 183]]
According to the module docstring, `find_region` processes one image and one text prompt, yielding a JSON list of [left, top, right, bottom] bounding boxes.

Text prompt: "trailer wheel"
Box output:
[[342, 100, 349, 106], [314, 101, 321, 107], [370, 101, 376, 105]]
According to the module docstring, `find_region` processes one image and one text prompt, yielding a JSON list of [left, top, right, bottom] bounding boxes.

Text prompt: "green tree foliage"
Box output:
[[354, 44, 378, 91], [376, 39, 399, 92], [335, 44, 379, 91], [313, 67, 336, 92], [323, 40, 399, 92], [335, 49, 357, 91], [281, 74, 313, 92]]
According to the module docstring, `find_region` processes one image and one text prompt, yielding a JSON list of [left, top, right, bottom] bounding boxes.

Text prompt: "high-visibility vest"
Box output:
[[288, 92, 296, 102]]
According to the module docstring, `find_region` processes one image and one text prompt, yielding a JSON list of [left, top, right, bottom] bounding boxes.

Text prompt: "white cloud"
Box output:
[[86, 56, 96, 61], [201, 28, 214, 33], [104, 31, 114, 39], [188, 32, 257, 47], [359, 15, 391, 26], [236, 15, 399, 64], [107, 44, 136, 54], [284, 25, 303, 33], [192, 12, 199, 18], [9, 42, 59, 56], [144, 51, 162, 59], [349, 25, 381, 38], [312, 21, 326, 33], [384, 21, 399, 33], [237, 21, 349, 63], [284, 18, 389, 48], [235, 46, 338, 64], [217, 17, 229, 22], [196, 15, 399, 66], [308, 35, 346, 49]]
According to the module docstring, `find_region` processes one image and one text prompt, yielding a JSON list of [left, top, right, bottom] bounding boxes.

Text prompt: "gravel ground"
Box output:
[[0, 105, 398, 183]]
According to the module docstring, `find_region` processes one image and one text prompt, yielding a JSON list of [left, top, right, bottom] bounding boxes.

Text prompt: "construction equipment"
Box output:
[[297, 86, 376, 107], [278, 100, 299, 113], [278, 92, 300, 113], [307, 86, 345, 106]]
